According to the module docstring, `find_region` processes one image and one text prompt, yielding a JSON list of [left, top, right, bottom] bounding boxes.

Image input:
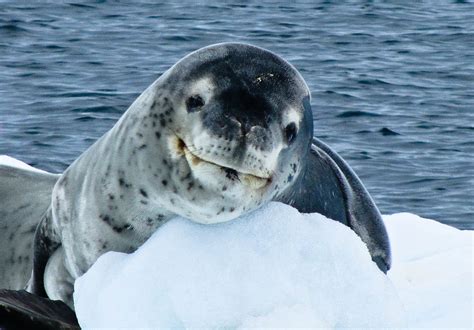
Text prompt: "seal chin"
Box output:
[[173, 136, 272, 190]]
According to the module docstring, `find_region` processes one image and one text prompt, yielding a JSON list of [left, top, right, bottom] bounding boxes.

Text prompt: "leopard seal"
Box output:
[[0, 43, 391, 309]]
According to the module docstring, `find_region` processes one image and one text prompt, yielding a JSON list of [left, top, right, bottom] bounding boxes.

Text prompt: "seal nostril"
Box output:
[[186, 95, 205, 112], [284, 122, 297, 145]]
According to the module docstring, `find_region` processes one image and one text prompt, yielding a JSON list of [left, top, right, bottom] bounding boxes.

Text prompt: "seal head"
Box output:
[[142, 43, 313, 223]]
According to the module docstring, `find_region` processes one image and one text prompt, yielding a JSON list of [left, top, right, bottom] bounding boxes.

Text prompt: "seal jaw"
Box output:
[[172, 135, 272, 191]]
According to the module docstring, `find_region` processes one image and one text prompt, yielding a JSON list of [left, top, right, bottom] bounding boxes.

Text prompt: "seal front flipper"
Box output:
[[275, 138, 391, 273], [27, 207, 61, 299], [0, 156, 59, 291]]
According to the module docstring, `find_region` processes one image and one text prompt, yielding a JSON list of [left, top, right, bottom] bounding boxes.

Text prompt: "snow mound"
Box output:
[[385, 213, 473, 328], [74, 202, 404, 328]]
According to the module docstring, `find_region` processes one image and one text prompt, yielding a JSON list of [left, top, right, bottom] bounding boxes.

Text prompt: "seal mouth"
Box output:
[[175, 137, 272, 190]]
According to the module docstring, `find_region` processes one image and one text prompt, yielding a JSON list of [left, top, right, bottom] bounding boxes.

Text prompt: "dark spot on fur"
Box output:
[[138, 144, 147, 150], [55, 196, 60, 212], [99, 214, 113, 225], [230, 207, 235, 212], [139, 189, 148, 198], [160, 118, 166, 127], [108, 194, 115, 200], [155, 131, 161, 139], [225, 169, 239, 181], [118, 178, 131, 188], [162, 180, 168, 186], [151, 101, 156, 109], [291, 163, 297, 173], [137, 133, 144, 138], [287, 174, 294, 183], [222, 186, 227, 191], [217, 207, 225, 215], [140, 200, 148, 205], [187, 182, 194, 191]]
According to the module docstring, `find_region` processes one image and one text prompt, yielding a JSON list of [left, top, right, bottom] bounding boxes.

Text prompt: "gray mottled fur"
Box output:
[[0, 164, 59, 290]]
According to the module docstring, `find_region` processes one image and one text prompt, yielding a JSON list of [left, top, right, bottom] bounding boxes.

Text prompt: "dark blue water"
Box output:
[[0, 2, 473, 229]]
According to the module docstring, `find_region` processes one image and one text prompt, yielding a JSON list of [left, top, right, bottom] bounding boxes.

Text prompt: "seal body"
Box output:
[[0, 43, 391, 308]]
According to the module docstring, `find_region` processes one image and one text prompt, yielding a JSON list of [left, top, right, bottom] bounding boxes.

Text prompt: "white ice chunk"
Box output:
[[385, 212, 473, 328], [74, 202, 405, 328]]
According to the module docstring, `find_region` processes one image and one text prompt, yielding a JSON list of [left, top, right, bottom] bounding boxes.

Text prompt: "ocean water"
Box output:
[[0, 1, 472, 229]]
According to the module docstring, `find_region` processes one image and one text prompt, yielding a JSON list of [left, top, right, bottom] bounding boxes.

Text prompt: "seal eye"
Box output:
[[285, 122, 297, 145], [186, 95, 205, 112]]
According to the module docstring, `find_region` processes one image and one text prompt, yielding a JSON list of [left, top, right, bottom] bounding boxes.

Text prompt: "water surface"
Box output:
[[0, 1, 472, 228]]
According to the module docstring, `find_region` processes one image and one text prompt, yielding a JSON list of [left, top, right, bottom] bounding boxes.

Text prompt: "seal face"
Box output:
[[147, 43, 313, 223]]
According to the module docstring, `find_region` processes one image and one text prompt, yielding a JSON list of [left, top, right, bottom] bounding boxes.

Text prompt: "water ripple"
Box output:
[[0, 1, 472, 228]]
